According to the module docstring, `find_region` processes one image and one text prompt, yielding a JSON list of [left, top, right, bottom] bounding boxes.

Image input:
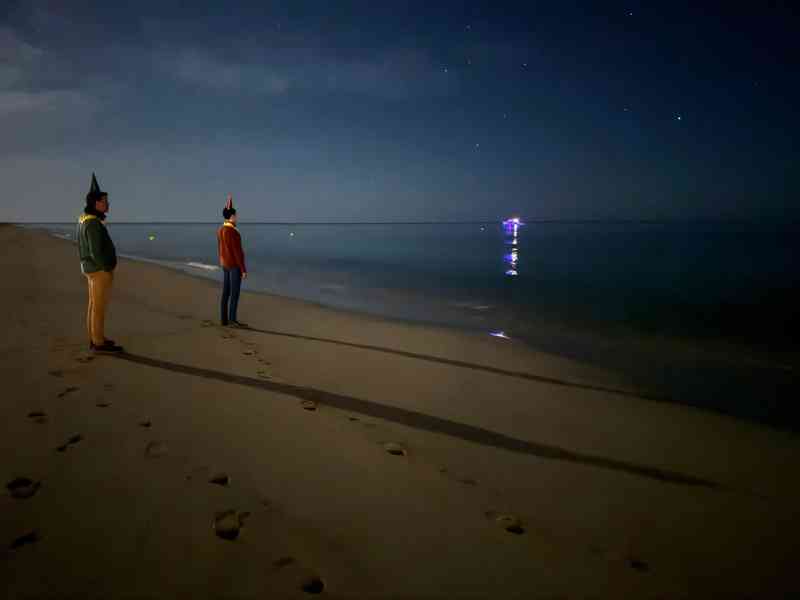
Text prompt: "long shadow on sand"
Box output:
[[113, 352, 722, 490], [241, 326, 669, 403]]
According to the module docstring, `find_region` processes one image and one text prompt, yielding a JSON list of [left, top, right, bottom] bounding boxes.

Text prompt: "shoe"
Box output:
[[221, 321, 229, 327], [90, 341, 124, 353], [230, 320, 248, 328], [87, 339, 117, 350]]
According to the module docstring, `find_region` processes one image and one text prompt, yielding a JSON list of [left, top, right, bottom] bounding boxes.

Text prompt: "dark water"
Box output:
[[37, 221, 800, 431]]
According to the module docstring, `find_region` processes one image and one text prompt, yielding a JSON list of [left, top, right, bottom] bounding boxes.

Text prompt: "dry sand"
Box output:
[[1, 224, 798, 598]]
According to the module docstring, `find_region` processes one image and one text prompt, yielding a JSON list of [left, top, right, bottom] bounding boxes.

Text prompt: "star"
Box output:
[[475, 143, 480, 149], [676, 115, 682, 121], [443, 67, 448, 73], [628, 11, 633, 16], [522, 63, 528, 68]]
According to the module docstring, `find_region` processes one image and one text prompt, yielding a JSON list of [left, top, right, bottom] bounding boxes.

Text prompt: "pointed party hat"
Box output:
[[89, 172, 103, 196], [225, 193, 234, 211]]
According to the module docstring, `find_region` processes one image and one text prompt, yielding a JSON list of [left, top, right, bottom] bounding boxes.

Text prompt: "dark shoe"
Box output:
[[88, 339, 117, 350], [221, 320, 229, 327], [90, 341, 124, 353], [230, 320, 248, 328]]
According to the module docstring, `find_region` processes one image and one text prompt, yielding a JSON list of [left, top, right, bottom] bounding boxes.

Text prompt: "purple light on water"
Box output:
[[489, 331, 510, 339]]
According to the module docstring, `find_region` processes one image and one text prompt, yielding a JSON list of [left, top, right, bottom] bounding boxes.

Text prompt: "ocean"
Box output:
[[35, 221, 799, 431]]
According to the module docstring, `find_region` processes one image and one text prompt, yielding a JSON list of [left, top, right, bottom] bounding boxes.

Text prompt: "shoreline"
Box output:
[[25, 223, 800, 432], [2, 223, 800, 597]]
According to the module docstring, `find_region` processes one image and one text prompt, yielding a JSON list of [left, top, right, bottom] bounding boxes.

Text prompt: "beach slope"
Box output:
[[1, 224, 798, 598]]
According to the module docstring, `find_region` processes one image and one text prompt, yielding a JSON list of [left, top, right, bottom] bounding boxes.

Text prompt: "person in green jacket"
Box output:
[[77, 173, 123, 352]]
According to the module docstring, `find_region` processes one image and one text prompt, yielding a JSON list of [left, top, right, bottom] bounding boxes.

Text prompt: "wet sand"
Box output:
[[2, 224, 799, 598]]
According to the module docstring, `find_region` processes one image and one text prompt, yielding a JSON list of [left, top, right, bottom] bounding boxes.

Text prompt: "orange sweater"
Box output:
[[217, 223, 247, 273]]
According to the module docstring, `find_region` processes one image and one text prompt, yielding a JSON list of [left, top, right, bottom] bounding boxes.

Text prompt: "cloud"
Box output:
[[0, 90, 93, 116], [0, 27, 44, 91], [161, 43, 456, 100], [0, 26, 44, 64], [169, 51, 290, 95]]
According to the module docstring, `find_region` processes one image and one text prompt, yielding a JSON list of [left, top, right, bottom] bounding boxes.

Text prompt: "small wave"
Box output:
[[319, 283, 347, 294], [489, 331, 511, 339], [186, 262, 220, 271], [452, 301, 492, 312]]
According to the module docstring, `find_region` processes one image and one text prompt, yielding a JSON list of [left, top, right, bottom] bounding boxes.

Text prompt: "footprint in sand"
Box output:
[[75, 355, 95, 364], [144, 441, 168, 458], [10, 530, 40, 550], [57, 386, 79, 399], [213, 510, 250, 541], [208, 473, 230, 486], [628, 558, 649, 572], [301, 400, 317, 412], [56, 434, 83, 453], [382, 442, 407, 457], [257, 369, 272, 380], [138, 419, 152, 428], [6, 478, 41, 499], [242, 350, 255, 356], [27, 411, 47, 424], [485, 511, 526, 535], [301, 577, 325, 594], [48, 370, 64, 378], [96, 401, 111, 408]]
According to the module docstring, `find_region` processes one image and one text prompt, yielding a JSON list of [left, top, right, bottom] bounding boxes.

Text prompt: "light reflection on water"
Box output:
[[502, 217, 523, 277]]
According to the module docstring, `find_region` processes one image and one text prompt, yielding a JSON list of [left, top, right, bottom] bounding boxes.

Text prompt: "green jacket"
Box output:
[[77, 213, 117, 273]]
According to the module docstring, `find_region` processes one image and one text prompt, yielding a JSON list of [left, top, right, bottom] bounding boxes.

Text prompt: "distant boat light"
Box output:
[[489, 331, 510, 339], [502, 216, 524, 227]]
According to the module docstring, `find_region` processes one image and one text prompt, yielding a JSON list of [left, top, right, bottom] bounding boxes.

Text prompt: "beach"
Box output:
[[2, 223, 799, 598]]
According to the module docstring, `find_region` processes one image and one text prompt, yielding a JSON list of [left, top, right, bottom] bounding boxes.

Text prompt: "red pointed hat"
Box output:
[[225, 194, 234, 211]]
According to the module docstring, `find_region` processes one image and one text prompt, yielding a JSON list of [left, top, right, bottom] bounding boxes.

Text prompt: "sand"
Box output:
[[1, 223, 798, 598]]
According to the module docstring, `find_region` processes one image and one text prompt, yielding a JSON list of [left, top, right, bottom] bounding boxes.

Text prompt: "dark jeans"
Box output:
[[221, 267, 242, 323]]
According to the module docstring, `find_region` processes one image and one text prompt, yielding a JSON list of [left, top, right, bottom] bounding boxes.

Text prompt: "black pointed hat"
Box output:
[[88, 172, 106, 198]]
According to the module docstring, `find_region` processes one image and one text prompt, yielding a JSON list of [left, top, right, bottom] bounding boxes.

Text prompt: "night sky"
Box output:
[[1, 1, 797, 222]]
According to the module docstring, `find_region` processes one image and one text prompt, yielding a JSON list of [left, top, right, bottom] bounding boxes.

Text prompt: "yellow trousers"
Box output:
[[85, 270, 114, 346]]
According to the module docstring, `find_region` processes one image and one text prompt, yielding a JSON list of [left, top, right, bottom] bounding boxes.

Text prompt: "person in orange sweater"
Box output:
[[217, 194, 248, 327]]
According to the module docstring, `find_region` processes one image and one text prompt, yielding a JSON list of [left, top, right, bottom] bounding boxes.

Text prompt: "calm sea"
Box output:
[[34, 221, 799, 431]]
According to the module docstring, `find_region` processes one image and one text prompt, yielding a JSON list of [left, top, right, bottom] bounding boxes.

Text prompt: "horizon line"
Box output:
[[9, 218, 800, 226]]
